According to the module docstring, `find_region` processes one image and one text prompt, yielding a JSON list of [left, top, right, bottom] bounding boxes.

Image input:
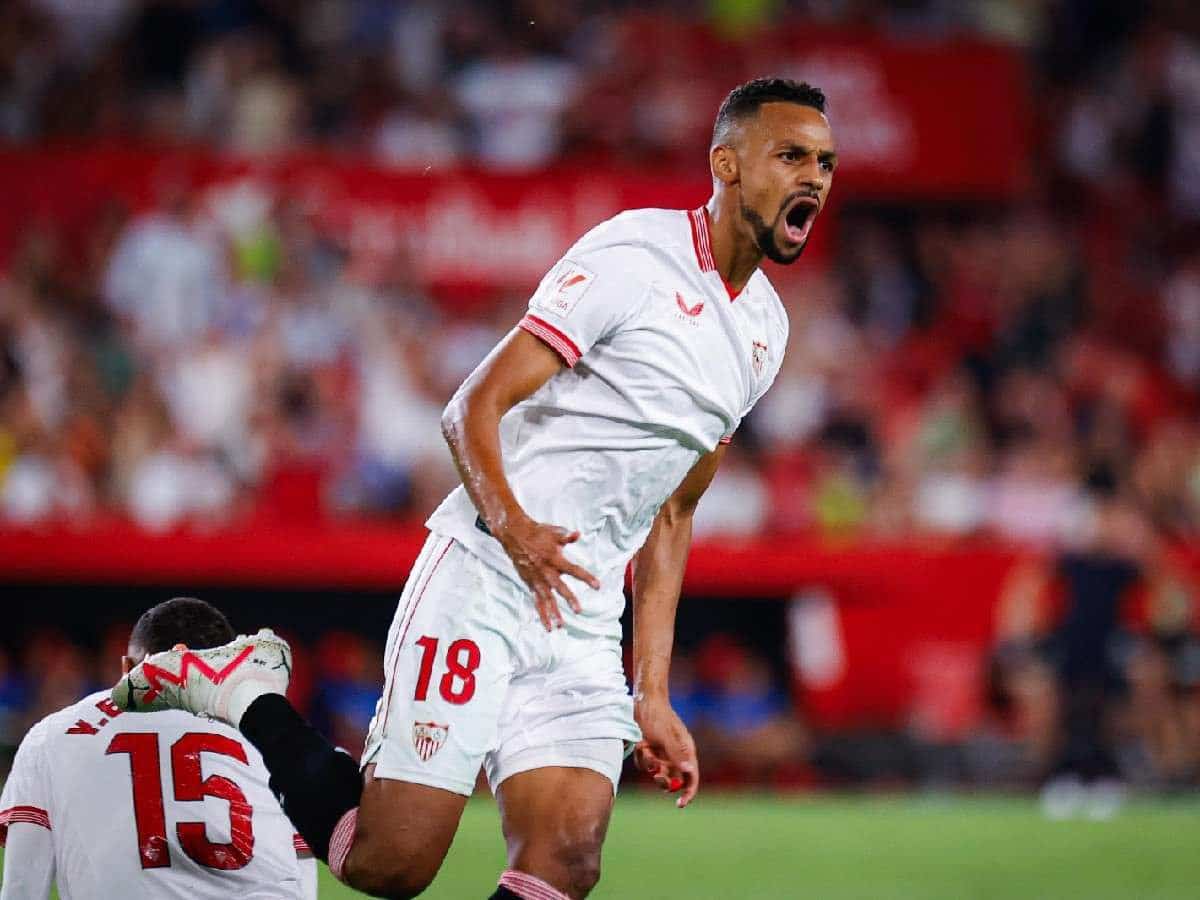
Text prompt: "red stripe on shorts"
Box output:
[[377, 536, 454, 737]]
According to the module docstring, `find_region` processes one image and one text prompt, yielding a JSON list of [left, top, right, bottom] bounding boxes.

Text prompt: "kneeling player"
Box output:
[[0, 598, 316, 899]]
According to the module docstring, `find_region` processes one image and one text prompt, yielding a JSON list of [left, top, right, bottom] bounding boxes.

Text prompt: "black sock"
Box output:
[[489, 888, 523, 900], [238, 693, 363, 861]]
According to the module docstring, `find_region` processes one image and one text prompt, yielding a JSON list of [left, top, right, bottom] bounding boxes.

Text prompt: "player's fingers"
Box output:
[[638, 751, 677, 790], [558, 558, 601, 592], [555, 529, 581, 544], [533, 584, 558, 631], [677, 759, 700, 809], [654, 760, 682, 792], [549, 574, 582, 615], [634, 743, 666, 774], [542, 582, 566, 630]]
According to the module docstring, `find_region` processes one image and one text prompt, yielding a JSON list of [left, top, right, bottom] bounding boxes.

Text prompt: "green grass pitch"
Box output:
[[5, 793, 1199, 898]]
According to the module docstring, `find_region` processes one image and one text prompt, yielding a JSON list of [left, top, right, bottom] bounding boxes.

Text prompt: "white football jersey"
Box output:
[[426, 207, 788, 632], [0, 691, 316, 900]]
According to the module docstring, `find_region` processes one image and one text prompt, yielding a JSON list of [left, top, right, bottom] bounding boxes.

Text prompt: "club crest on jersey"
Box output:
[[532, 261, 594, 319], [413, 721, 449, 762], [752, 341, 769, 376]]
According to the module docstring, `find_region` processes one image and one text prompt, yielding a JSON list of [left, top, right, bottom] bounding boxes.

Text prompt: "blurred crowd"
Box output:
[[2, 0, 1199, 547], [1, 0, 1074, 165], [3, 1, 1200, 794]]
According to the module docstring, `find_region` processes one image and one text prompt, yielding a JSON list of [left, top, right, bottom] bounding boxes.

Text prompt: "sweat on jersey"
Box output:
[[426, 206, 788, 630], [0, 691, 316, 900]]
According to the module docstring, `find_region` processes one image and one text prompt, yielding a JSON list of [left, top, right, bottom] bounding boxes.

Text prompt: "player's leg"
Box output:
[[256, 533, 515, 896], [493, 764, 616, 900], [235, 694, 471, 898], [484, 629, 639, 899], [340, 535, 515, 893], [334, 764, 468, 898]]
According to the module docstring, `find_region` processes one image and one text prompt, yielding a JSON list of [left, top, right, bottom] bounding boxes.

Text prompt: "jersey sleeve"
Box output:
[[297, 857, 318, 900], [0, 721, 52, 848], [0, 721, 55, 899], [518, 249, 650, 367], [0, 822, 55, 900], [294, 834, 318, 899]]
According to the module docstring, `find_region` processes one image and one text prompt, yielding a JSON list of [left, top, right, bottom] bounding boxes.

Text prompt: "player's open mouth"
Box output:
[[783, 198, 819, 244]]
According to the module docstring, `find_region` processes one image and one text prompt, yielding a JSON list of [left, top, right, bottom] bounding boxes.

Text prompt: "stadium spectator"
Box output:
[[686, 636, 810, 785]]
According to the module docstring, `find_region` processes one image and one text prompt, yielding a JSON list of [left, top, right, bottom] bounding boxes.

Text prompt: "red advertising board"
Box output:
[[6, 524, 1194, 730], [607, 17, 1032, 196]]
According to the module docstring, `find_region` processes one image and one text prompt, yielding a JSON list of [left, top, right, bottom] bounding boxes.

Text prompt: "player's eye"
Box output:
[[820, 160, 835, 173], [779, 151, 798, 162]]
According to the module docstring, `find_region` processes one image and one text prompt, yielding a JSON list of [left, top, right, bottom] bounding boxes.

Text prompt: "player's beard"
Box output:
[[741, 201, 807, 265]]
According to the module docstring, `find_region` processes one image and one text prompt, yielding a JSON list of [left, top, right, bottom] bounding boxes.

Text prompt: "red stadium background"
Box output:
[[3, 3, 1199, 797]]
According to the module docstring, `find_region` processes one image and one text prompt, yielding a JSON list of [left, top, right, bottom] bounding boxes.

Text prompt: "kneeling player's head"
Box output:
[[124, 597, 236, 669], [710, 77, 837, 265]]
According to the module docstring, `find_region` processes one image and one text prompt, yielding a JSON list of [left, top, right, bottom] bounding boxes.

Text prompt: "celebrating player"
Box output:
[[0, 598, 316, 899], [110, 77, 836, 899]]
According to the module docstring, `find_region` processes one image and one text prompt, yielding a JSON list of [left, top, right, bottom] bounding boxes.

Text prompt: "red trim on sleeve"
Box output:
[[518, 314, 582, 367], [719, 435, 733, 445], [294, 833, 313, 858], [0, 805, 52, 845]]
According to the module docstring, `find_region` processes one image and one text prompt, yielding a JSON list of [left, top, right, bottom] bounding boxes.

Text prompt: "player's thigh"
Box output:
[[342, 763, 469, 896], [496, 764, 616, 899], [364, 535, 516, 796]]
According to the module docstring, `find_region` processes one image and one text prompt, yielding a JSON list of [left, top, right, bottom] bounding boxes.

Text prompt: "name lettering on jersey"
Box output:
[[139, 645, 255, 706], [65, 697, 126, 735], [532, 261, 595, 319], [752, 341, 769, 377]]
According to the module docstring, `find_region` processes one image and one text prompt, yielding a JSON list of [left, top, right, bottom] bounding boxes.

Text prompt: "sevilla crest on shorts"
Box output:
[[752, 341, 769, 376], [413, 721, 449, 762]]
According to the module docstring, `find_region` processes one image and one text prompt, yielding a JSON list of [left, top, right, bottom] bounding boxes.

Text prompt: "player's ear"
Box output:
[[121, 655, 135, 674], [710, 144, 739, 185]]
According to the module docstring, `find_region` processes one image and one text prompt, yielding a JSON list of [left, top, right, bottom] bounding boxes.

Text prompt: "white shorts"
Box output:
[[362, 533, 641, 796]]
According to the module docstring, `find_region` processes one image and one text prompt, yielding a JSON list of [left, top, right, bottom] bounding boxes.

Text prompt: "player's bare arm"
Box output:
[[630, 443, 727, 809], [441, 328, 602, 630]]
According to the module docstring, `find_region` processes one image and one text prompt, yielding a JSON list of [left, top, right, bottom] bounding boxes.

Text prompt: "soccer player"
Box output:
[[111, 77, 837, 899], [0, 598, 316, 899]]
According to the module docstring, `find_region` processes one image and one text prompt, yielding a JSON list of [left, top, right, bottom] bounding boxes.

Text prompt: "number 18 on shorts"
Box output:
[[362, 535, 639, 795]]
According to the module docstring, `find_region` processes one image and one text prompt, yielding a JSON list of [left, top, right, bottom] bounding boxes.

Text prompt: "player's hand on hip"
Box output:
[[496, 515, 600, 631], [633, 698, 700, 808]]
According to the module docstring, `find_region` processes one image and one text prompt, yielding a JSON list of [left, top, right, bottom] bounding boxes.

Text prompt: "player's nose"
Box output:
[[798, 162, 825, 193]]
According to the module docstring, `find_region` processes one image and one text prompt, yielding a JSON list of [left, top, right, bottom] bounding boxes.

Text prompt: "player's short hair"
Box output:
[[129, 597, 236, 656], [712, 77, 827, 147]]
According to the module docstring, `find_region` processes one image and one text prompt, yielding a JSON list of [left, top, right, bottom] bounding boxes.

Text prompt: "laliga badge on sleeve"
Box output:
[[532, 260, 595, 319]]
